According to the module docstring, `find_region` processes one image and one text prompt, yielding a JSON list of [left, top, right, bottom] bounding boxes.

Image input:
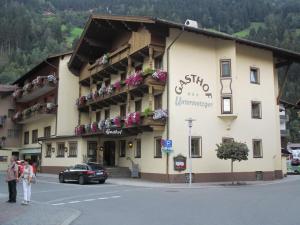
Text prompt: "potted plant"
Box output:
[[47, 74, 57, 86], [12, 89, 22, 99], [113, 81, 121, 92], [113, 116, 121, 127], [153, 109, 168, 120], [98, 120, 105, 130], [91, 122, 98, 132], [152, 70, 167, 83], [106, 85, 113, 95], [46, 103, 56, 113]]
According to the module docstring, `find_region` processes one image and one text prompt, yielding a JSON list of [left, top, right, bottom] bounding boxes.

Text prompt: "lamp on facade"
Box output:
[[98, 146, 104, 151], [64, 146, 68, 153], [51, 147, 55, 153], [128, 141, 133, 148]]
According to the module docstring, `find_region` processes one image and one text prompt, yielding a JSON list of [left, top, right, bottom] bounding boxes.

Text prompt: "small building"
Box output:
[[0, 85, 21, 170], [11, 52, 79, 172]]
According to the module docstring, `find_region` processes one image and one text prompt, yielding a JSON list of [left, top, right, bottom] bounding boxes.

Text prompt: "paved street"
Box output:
[[1, 173, 300, 225]]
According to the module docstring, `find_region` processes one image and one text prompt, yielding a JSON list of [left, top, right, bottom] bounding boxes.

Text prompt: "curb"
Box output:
[[60, 209, 81, 225]]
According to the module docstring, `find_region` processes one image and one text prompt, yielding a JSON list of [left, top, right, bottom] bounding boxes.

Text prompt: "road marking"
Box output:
[[52, 203, 66, 206], [83, 199, 96, 202], [68, 201, 81, 204], [51, 195, 121, 206]]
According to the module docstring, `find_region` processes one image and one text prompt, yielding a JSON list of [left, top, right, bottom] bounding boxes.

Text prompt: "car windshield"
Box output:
[[88, 164, 103, 171]]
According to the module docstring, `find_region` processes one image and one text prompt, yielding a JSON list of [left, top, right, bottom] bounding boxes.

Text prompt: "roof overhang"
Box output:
[[12, 51, 73, 85]]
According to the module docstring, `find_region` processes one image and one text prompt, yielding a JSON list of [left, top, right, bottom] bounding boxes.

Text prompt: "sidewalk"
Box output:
[[36, 173, 300, 188]]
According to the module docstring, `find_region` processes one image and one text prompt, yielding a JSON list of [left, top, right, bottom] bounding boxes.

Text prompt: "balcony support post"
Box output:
[[149, 46, 154, 69], [127, 91, 131, 113], [127, 56, 132, 75], [148, 86, 154, 111]]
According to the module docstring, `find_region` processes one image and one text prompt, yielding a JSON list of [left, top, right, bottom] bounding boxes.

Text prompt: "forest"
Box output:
[[0, 0, 299, 141]]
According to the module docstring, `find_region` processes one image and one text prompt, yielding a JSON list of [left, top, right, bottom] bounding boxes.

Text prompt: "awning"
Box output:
[[19, 148, 41, 154]]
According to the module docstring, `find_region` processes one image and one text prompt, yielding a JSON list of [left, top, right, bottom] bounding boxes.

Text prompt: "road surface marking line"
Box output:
[[52, 203, 66, 206], [83, 199, 96, 202], [110, 196, 121, 198], [98, 197, 109, 200], [68, 201, 81, 204]]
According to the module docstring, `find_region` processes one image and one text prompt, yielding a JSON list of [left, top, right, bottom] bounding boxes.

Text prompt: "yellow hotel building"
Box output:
[[14, 15, 300, 182]]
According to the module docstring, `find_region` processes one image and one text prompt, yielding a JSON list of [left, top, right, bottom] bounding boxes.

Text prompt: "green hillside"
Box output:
[[234, 22, 265, 38]]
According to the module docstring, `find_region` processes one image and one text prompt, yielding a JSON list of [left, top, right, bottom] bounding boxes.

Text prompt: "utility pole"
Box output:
[[185, 118, 195, 186]]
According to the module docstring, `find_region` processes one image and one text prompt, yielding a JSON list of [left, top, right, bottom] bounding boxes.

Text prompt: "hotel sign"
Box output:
[[104, 128, 123, 136], [174, 74, 213, 108]]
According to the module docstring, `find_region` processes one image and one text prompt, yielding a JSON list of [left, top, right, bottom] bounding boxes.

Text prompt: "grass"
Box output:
[[234, 22, 265, 38], [66, 27, 83, 47]]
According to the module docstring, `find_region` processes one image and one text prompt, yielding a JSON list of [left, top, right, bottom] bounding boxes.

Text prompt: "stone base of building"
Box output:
[[41, 166, 66, 174], [141, 170, 283, 183]]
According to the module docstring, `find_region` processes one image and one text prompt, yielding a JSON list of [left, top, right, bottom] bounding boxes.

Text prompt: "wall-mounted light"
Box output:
[[100, 146, 104, 151], [128, 141, 133, 148], [64, 147, 68, 152], [51, 147, 55, 153]]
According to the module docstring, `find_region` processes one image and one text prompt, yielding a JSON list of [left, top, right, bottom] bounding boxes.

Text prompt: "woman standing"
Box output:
[[20, 160, 33, 205]]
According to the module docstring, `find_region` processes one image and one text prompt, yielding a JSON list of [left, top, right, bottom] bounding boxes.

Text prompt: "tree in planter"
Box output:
[[216, 141, 249, 184]]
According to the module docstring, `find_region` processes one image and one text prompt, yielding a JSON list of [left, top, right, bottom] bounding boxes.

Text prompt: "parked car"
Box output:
[[59, 163, 108, 185]]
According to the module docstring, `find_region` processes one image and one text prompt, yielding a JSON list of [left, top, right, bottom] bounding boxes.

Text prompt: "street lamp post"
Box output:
[[185, 118, 195, 186]]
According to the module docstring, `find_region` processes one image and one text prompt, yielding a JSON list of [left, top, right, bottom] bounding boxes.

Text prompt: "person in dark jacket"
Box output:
[[5, 156, 18, 203]]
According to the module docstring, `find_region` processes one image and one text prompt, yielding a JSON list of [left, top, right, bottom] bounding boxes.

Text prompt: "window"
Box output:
[[24, 131, 29, 145], [46, 144, 52, 158], [155, 57, 163, 69], [44, 126, 51, 138], [154, 137, 162, 158], [135, 139, 141, 158], [104, 109, 110, 119], [120, 104, 126, 118], [191, 137, 202, 158], [96, 111, 101, 122], [8, 109, 15, 118], [69, 142, 78, 157], [253, 139, 263, 158], [222, 137, 234, 144], [221, 96, 232, 114], [250, 67, 260, 84], [87, 142, 97, 160], [32, 129, 38, 144], [251, 101, 262, 119], [7, 129, 19, 138], [57, 143, 65, 157], [120, 73, 126, 81], [119, 140, 126, 157], [220, 59, 231, 77], [154, 94, 162, 110], [135, 100, 142, 112]]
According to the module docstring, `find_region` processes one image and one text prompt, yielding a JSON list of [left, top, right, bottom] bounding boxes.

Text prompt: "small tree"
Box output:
[[216, 141, 249, 184]]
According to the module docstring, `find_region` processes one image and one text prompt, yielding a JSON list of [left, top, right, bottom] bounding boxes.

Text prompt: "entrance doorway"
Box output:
[[104, 141, 116, 167]]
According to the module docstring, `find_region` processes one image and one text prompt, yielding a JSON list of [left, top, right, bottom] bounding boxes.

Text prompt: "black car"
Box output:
[[59, 163, 108, 185]]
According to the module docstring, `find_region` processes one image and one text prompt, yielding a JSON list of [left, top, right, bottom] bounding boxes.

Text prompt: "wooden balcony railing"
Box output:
[[13, 75, 58, 103]]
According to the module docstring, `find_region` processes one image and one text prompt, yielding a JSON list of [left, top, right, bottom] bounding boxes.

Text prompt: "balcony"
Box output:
[[280, 114, 289, 122], [77, 70, 167, 111], [12, 102, 57, 124], [13, 75, 58, 103], [280, 129, 290, 137], [75, 109, 167, 137], [80, 43, 165, 83]]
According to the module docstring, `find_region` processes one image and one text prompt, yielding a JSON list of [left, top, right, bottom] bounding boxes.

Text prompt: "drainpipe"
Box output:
[[166, 26, 185, 182], [38, 140, 43, 173]]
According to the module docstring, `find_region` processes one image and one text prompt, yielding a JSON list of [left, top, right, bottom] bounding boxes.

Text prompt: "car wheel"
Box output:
[[59, 175, 65, 183], [99, 180, 105, 184], [79, 176, 85, 185]]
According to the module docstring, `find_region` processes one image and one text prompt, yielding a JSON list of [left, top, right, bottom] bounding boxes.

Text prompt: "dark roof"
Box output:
[[69, 14, 300, 74], [12, 51, 73, 85], [0, 84, 17, 93], [280, 99, 300, 109]]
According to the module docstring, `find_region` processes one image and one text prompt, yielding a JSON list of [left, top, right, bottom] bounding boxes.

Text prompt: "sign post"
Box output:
[[185, 118, 195, 186]]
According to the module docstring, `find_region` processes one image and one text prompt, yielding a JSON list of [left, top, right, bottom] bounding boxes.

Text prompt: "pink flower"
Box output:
[[113, 81, 121, 91], [113, 116, 121, 127], [152, 70, 167, 82]]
